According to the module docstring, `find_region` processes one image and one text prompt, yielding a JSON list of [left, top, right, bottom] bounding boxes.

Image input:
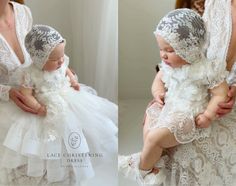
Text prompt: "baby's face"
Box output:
[[156, 35, 188, 68], [43, 43, 65, 72]]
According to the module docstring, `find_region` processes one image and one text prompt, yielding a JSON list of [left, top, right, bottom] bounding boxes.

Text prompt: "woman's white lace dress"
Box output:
[[157, 1, 236, 185], [146, 60, 227, 144]]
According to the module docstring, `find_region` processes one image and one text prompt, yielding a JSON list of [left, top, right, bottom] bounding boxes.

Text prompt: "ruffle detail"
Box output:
[[160, 59, 228, 102]]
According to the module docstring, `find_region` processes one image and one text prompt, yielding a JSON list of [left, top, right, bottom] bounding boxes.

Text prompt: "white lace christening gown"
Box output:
[[0, 58, 118, 183], [146, 60, 227, 144]]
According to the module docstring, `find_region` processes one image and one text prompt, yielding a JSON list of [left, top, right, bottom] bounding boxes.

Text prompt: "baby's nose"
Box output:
[[58, 58, 64, 64], [162, 53, 168, 59]]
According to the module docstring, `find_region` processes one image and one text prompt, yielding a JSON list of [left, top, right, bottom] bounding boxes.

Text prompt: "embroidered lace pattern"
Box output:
[[25, 25, 64, 70], [154, 9, 206, 64]]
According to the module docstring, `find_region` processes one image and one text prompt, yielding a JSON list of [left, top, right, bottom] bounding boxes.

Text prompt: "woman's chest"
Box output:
[[0, 29, 24, 64]]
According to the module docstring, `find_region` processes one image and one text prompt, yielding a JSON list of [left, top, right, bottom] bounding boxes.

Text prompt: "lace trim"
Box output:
[[0, 85, 11, 101], [227, 63, 236, 86]]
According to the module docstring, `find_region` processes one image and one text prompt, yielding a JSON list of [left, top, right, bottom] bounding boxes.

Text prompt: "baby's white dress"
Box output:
[[146, 60, 227, 144], [0, 57, 118, 183]]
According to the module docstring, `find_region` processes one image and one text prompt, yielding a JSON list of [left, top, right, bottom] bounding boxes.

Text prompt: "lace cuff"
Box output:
[[227, 63, 236, 86], [0, 84, 11, 101], [206, 62, 228, 89], [21, 70, 34, 88]]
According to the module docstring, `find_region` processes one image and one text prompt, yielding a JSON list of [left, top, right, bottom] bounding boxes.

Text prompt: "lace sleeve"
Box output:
[[0, 84, 11, 101], [0, 68, 11, 101], [21, 68, 34, 89], [205, 61, 228, 89]]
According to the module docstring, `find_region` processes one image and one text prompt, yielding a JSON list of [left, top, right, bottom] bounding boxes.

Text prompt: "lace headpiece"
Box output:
[[154, 8, 206, 64], [25, 25, 65, 69]]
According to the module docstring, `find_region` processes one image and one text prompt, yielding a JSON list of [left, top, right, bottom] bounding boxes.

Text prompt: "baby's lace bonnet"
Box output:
[[25, 25, 65, 69], [154, 8, 206, 64]]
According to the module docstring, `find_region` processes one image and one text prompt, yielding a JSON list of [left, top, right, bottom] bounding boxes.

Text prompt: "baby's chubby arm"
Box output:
[[152, 71, 166, 108], [19, 86, 46, 116], [66, 68, 80, 91], [196, 81, 229, 128]]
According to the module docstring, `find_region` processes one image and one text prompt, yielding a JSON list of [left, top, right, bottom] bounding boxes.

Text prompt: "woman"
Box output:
[[154, 0, 236, 185], [0, 1, 43, 185], [0, 0, 37, 113]]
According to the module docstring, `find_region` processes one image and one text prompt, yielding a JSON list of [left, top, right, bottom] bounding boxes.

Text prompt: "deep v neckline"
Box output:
[[0, 2, 25, 65]]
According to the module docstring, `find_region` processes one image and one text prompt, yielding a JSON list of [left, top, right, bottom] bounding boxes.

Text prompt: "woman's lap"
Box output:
[[143, 102, 236, 185]]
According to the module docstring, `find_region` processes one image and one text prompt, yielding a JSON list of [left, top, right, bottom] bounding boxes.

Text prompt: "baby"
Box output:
[[119, 9, 229, 185], [1, 25, 117, 184]]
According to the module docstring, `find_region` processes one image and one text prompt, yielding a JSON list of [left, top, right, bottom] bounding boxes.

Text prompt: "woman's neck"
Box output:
[[233, 0, 236, 7], [0, 1, 11, 21]]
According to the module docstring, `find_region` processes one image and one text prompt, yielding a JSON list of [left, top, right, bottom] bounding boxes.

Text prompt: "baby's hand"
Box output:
[[37, 105, 47, 116], [154, 93, 165, 108], [72, 82, 80, 91], [195, 113, 211, 128]]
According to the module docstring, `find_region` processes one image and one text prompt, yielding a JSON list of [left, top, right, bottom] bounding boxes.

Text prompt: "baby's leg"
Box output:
[[143, 115, 150, 142], [140, 127, 179, 171]]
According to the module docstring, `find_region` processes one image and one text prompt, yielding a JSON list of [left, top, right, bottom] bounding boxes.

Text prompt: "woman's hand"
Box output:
[[9, 88, 38, 114], [216, 86, 236, 117]]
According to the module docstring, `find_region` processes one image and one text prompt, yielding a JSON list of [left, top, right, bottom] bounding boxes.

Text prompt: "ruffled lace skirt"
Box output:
[[0, 89, 118, 185]]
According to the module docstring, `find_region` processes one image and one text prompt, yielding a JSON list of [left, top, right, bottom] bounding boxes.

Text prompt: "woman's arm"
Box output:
[[19, 86, 46, 116], [66, 68, 80, 91], [0, 80, 38, 113], [196, 81, 229, 128], [151, 71, 166, 108], [9, 87, 38, 114]]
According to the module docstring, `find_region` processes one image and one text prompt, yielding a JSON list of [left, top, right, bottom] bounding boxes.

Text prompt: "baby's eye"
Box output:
[[166, 49, 174, 53]]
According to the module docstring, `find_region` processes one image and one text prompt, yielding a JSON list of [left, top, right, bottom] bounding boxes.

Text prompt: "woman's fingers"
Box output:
[[10, 88, 37, 114], [217, 97, 234, 110], [216, 94, 235, 116], [14, 98, 37, 114]]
